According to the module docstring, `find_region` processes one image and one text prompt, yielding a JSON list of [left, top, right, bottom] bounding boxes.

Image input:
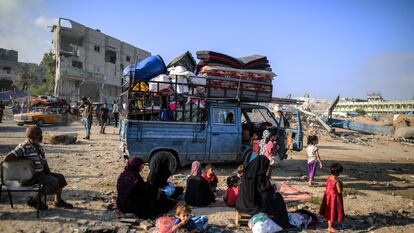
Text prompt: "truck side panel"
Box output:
[[122, 120, 207, 164]]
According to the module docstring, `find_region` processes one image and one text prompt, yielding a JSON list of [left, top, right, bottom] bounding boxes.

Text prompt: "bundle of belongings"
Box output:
[[123, 50, 275, 121], [248, 210, 318, 233], [31, 95, 69, 108]]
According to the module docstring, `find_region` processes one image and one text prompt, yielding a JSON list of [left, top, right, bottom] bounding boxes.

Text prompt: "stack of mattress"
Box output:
[[196, 51, 275, 101]]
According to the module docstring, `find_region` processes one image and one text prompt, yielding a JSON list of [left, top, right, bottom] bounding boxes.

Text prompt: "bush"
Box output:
[[355, 108, 367, 116]]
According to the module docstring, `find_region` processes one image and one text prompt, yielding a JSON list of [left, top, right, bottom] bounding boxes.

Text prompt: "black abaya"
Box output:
[[236, 156, 289, 228], [185, 176, 216, 207]]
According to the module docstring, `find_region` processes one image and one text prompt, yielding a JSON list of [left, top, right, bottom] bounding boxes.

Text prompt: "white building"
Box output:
[[52, 18, 150, 102]]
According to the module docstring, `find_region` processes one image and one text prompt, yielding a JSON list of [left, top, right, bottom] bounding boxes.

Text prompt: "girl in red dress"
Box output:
[[319, 163, 344, 233]]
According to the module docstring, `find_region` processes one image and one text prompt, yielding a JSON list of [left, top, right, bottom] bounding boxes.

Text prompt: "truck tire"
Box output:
[[35, 119, 45, 127], [17, 122, 24, 126], [150, 151, 177, 174]]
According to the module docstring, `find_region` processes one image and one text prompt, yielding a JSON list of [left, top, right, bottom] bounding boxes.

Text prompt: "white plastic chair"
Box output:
[[0, 160, 44, 218]]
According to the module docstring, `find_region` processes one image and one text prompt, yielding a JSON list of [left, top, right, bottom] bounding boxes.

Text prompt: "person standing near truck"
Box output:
[[112, 100, 119, 127], [100, 103, 109, 134], [0, 100, 5, 123], [79, 97, 93, 140]]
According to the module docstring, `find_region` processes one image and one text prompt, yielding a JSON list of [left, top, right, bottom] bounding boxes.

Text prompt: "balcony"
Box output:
[[61, 67, 103, 83]]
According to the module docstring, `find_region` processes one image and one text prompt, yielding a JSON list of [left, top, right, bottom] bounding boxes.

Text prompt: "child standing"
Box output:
[[265, 134, 278, 177], [319, 163, 344, 233], [306, 135, 323, 186], [201, 164, 218, 191]]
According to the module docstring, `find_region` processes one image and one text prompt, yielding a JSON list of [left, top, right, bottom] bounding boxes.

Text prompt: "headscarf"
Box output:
[[147, 156, 171, 188], [236, 156, 272, 215], [117, 157, 145, 208], [190, 161, 202, 176], [259, 130, 271, 156]]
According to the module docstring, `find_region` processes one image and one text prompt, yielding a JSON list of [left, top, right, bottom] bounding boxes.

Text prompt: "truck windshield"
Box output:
[[244, 108, 278, 127]]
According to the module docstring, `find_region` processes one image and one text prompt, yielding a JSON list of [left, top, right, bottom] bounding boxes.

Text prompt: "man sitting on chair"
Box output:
[[4, 126, 73, 210]]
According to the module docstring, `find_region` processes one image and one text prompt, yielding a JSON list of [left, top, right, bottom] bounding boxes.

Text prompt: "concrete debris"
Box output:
[[139, 220, 154, 231]]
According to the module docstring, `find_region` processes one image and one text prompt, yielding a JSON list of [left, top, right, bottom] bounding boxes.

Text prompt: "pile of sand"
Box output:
[[43, 132, 78, 144]]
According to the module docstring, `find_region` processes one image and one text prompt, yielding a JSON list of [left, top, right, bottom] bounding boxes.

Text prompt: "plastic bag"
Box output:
[[249, 213, 283, 233], [149, 74, 172, 93], [163, 182, 176, 197], [288, 212, 304, 228]]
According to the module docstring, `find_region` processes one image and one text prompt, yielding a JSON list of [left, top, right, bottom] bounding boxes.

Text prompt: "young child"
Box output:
[[265, 134, 278, 177], [306, 135, 323, 186], [201, 164, 218, 191], [172, 204, 197, 233], [319, 163, 344, 233], [223, 175, 239, 207]]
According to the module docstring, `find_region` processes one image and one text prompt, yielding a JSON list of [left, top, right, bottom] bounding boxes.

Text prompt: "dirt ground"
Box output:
[[0, 118, 413, 233]]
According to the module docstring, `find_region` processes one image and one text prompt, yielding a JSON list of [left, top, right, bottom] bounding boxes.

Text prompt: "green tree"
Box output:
[[17, 66, 36, 92], [355, 108, 367, 116], [20, 51, 56, 95]]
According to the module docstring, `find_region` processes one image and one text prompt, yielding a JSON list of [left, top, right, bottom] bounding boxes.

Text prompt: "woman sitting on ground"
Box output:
[[116, 157, 161, 218], [236, 155, 290, 228], [185, 161, 216, 207], [147, 157, 184, 199]]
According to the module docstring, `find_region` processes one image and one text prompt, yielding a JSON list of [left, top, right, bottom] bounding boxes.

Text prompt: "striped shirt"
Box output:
[[8, 140, 47, 173]]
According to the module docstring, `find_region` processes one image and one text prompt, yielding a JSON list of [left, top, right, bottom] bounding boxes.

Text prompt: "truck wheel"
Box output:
[[17, 123, 24, 126], [35, 119, 45, 127], [150, 151, 178, 174]]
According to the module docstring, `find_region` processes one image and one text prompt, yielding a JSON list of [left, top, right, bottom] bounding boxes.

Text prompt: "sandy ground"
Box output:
[[0, 118, 413, 233]]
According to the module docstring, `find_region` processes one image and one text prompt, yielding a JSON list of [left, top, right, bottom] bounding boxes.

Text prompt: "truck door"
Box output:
[[209, 107, 241, 161]]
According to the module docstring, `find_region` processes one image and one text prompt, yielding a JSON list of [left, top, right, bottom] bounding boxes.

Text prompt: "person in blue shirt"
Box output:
[[172, 204, 197, 233]]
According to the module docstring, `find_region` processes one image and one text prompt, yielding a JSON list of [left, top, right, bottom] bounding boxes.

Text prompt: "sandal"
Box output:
[[54, 200, 73, 209], [27, 197, 48, 210]]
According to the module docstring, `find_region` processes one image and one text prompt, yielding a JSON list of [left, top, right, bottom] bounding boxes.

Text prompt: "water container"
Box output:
[[126, 55, 166, 82]]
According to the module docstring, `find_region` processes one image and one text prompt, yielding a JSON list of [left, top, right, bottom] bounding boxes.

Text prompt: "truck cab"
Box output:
[[119, 102, 302, 172]]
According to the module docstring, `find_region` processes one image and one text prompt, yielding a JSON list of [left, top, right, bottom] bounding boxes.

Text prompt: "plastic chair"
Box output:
[[0, 160, 44, 218]]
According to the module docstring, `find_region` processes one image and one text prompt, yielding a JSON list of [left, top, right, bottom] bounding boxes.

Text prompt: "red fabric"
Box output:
[[251, 139, 260, 154], [201, 172, 218, 188], [224, 186, 239, 207], [154, 216, 175, 233], [319, 176, 344, 222], [265, 141, 276, 160]]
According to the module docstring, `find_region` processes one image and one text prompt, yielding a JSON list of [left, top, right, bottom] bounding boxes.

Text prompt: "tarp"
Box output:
[[0, 90, 28, 101]]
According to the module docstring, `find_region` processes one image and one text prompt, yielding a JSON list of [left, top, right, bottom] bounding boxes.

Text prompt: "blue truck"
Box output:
[[119, 101, 303, 172]]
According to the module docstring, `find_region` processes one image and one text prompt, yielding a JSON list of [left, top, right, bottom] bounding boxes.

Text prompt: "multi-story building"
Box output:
[[0, 48, 40, 91], [52, 18, 151, 102]]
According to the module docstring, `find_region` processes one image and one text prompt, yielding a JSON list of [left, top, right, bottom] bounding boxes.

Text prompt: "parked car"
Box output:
[[14, 107, 68, 127]]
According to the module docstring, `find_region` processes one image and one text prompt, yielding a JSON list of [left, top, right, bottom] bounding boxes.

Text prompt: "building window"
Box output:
[[213, 108, 235, 125], [3, 67, 11, 74], [126, 56, 130, 62], [105, 50, 116, 64], [94, 45, 100, 53], [72, 60, 83, 69]]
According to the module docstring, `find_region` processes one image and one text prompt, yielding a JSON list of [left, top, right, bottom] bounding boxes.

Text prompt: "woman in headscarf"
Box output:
[[147, 156, 184, 199], [236, 156, 290, 228], [185, 161, 216, 207], [116, 157, 159, 218]]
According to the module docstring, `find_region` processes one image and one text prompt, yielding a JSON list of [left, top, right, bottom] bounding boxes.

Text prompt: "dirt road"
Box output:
[[0, 119, 413, 232]]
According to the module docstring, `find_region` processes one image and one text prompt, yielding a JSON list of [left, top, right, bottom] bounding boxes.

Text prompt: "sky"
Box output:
[[0, 0, 413, 100]]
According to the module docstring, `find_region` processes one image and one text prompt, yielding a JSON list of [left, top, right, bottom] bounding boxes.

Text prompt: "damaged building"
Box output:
[[52, 18, 150, 102], [0, 48, 42, 91]]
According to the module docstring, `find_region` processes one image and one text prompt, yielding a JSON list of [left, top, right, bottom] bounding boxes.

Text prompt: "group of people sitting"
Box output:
[[116, 151, 291, 231]]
